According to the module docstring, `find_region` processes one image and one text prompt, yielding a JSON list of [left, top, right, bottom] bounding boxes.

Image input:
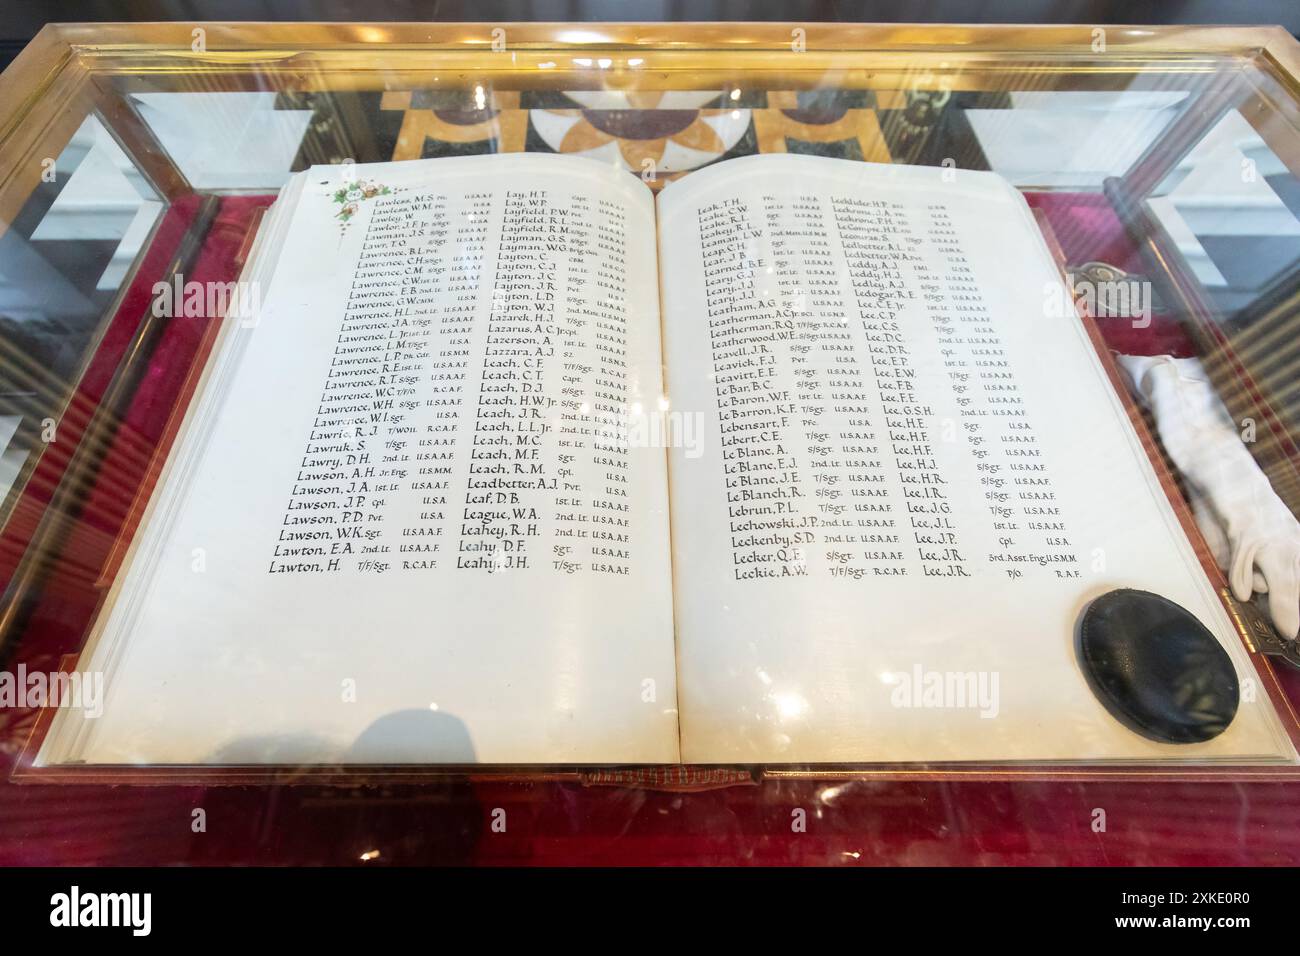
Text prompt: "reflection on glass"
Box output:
[[1142, 108, 1300, 462], [130, 92, 314, 191], [0, 114, 162, 505], [1149, 109, 1300, 322]]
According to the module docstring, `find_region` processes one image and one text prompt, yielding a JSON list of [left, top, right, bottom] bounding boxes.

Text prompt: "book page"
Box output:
[[42, 154, 679, 765], [657, 154, 1294, 764]]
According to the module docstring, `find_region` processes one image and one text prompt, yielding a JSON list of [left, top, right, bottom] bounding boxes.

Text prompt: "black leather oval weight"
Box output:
[[1077, 589, 1239, 744]]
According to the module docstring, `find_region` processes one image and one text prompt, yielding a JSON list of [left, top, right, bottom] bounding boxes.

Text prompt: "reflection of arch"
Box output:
[[382, 91, 529, 160], [752, 91, 893, 162]]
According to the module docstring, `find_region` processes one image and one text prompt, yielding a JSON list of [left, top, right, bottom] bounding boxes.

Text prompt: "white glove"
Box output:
[[1116, 353, 1300, 640]]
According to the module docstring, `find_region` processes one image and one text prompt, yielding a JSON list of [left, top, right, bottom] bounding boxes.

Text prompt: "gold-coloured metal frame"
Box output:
[[4, 22, 1300, 785]]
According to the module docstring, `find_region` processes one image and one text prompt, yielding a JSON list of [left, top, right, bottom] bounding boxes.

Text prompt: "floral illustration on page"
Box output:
[[333, 179, 393, 227]]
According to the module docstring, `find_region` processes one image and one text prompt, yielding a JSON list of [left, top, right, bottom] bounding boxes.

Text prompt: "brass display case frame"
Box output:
[[3, 22, 1300, 784]]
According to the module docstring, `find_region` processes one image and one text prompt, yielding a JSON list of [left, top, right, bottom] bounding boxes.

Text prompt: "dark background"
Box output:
[[3, 1, 1300, 71]]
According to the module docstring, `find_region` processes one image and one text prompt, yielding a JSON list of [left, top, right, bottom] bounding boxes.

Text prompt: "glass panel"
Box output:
[[0, 113, 162, 509], [130, 91, 316, 191], [0, 26, 1298, 867], [966, 90, 1187, 188], [1139, 107, 1300, 466], [1147, 109, 1300, 324]]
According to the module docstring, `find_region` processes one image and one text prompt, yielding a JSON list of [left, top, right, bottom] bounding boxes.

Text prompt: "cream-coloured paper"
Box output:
[[42, 154, 679, 765], [657, 154, 1294, 764]]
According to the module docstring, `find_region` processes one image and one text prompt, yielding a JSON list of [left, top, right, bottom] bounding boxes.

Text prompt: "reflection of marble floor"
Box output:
[[369, 88, 900, 184]]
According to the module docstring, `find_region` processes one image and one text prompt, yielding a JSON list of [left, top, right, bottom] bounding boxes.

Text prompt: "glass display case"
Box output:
[[2, 22, 1300, 865]]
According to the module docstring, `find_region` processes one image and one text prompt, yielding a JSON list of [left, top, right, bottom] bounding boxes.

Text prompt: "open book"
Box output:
[[37, 153, 1296, 768]]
